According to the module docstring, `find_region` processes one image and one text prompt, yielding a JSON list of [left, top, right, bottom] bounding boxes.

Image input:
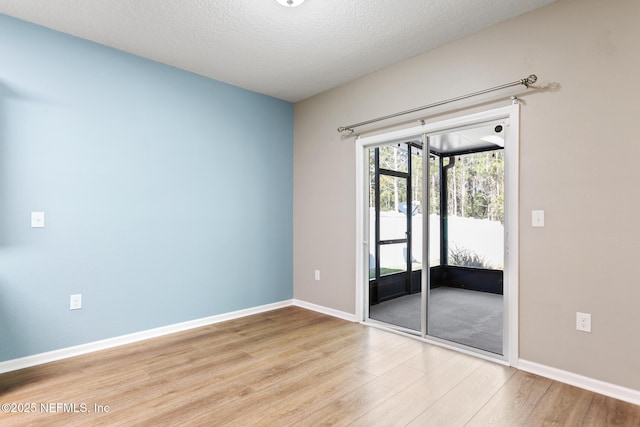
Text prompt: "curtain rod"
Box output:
[[337, 74, 537, 133]]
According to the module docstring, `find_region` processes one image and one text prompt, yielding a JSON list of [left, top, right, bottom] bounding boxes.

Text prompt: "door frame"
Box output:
[[355, 104, 520, 365]]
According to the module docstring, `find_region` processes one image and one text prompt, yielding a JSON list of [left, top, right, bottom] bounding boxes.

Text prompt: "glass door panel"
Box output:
[[426, 122, 505, 354], [368, 141, 420, 332]]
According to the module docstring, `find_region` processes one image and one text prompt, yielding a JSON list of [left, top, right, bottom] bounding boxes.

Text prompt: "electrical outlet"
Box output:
[[576, 312, 591, 332], [70, 294, 82, 310], [314, 270, 320, 281]]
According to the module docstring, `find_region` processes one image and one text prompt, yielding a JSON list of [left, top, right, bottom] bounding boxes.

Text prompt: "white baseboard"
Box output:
[[0, 300, 292, 374], [11, 299, 637, 408], [292, 299, 357, 322], [518, 359, 640, 406]]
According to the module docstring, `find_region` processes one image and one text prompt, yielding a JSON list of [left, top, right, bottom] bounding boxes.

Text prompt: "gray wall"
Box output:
[[293, 0, 640, 390]]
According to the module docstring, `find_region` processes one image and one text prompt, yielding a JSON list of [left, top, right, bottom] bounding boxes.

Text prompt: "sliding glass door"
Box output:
[[361, 107, 518, 360]]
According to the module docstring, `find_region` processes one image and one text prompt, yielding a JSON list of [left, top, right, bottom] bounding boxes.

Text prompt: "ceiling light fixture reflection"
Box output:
[[276, 0, 305, 7]]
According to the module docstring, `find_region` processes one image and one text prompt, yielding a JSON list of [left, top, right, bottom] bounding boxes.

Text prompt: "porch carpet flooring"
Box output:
[[369, 287, 503, 354]]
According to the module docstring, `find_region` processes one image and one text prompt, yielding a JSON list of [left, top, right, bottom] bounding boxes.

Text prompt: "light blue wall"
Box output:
[[0, 14, 293, 361]]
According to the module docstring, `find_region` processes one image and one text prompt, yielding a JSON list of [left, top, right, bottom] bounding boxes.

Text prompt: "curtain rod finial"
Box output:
[[522, 74, 537, 87]]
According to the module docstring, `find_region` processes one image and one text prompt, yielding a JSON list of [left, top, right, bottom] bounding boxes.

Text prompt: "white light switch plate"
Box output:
[[70, 294, 82, 310], [532, 210, 544, 227], [31, 211, 45, 228]]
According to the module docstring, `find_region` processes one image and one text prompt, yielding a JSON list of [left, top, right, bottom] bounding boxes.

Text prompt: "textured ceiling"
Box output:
[[0, 0, 556, 102]]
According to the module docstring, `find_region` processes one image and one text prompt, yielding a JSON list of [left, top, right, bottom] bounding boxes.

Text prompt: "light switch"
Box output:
[[70, 294, 82, 310], [31, 211, 45, 228], [532, 210, 544, 227]]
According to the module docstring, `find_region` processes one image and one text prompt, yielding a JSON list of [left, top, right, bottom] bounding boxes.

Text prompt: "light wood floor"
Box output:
[[0, 307, 638, 426]]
